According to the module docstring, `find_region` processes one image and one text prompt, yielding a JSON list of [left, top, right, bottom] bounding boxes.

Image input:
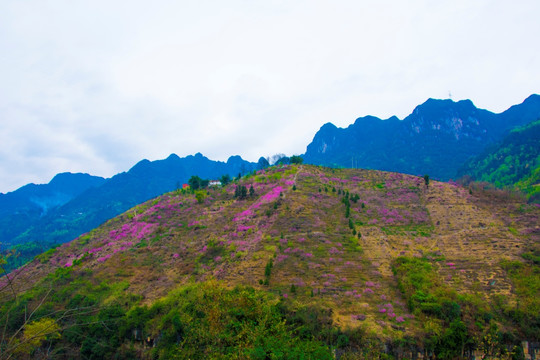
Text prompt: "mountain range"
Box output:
[[303, 94, 540, 180]]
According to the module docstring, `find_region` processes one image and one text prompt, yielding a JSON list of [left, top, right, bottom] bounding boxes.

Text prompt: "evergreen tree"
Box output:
[[234, 185, 248, 199], [220, 174, 231, 185], [424, 174, 430, 187], [188, 175, 203, 190], [290, 155, 303, 164]]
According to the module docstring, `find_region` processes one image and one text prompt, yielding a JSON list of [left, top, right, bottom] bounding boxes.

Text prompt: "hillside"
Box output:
[[458, 119, 540, 203], [1, 165, 538, 359], [1, 153, 256, 273], [304, 94, 540, 180]]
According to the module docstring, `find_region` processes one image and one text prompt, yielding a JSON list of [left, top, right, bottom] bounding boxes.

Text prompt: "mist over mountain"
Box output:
[[304, 94, 540, 180], [0, 173, 106, 251], [0, 173, 106, 215]]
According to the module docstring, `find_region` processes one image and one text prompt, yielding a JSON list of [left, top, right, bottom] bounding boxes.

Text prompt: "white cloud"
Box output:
[[0, 0, 539, 192]]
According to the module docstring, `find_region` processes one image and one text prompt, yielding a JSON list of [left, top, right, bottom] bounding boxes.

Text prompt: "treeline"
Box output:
[[2, 268, 536, 359]]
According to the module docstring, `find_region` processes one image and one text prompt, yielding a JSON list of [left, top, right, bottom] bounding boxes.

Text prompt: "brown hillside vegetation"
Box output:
[[1, 165, 538, 359]]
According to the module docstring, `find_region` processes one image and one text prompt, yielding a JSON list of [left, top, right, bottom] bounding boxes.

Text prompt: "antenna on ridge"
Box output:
[[448, 91, 452, 100]]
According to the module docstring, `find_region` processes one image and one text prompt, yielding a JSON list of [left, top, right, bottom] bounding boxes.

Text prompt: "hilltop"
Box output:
[[1, 165, 538, 359]]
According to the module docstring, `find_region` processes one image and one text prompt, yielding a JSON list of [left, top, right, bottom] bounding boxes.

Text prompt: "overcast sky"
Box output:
[[1, 0, 539, 193]]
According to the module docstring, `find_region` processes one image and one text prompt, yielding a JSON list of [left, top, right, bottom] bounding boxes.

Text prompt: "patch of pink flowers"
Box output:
[[88, 247, 103, 254], [97, 254, 112, 263], [233, 209, 255, 222], [260, 186, 283, 203], [109, 221, 158, 242]]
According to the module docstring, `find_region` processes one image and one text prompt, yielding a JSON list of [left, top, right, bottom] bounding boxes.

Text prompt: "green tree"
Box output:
[[14, 318, 61, 357], [424, 174, 430, 187], [188, 175, 203, 190], [220, 174, 231, 186], [235, 185, 248, 200], [195, 190, 207, 204], [290, 155, 303, 164]]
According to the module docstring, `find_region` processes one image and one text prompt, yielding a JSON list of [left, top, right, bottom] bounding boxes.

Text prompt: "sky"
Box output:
[[1, 0, 539, 193]]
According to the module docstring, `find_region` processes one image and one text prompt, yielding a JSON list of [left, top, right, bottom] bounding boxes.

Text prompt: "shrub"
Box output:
[[195, 190, 207, 204]]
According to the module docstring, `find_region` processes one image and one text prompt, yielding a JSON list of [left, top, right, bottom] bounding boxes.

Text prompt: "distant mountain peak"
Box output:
[[49, 172, 103, 187], [523, 93, 540, 103], [227, 155, 244, 163], [320, 122, 338, 131], [412, 98, 477, 117], [166, 153, 180, 161], [353, 115, 384, 124]]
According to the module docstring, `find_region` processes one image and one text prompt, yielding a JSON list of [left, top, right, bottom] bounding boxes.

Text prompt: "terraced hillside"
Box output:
[[1, 165, 538, 359]]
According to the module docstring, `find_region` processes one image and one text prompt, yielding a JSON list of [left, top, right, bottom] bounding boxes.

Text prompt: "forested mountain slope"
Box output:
[[459, 119, 540, 203]]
